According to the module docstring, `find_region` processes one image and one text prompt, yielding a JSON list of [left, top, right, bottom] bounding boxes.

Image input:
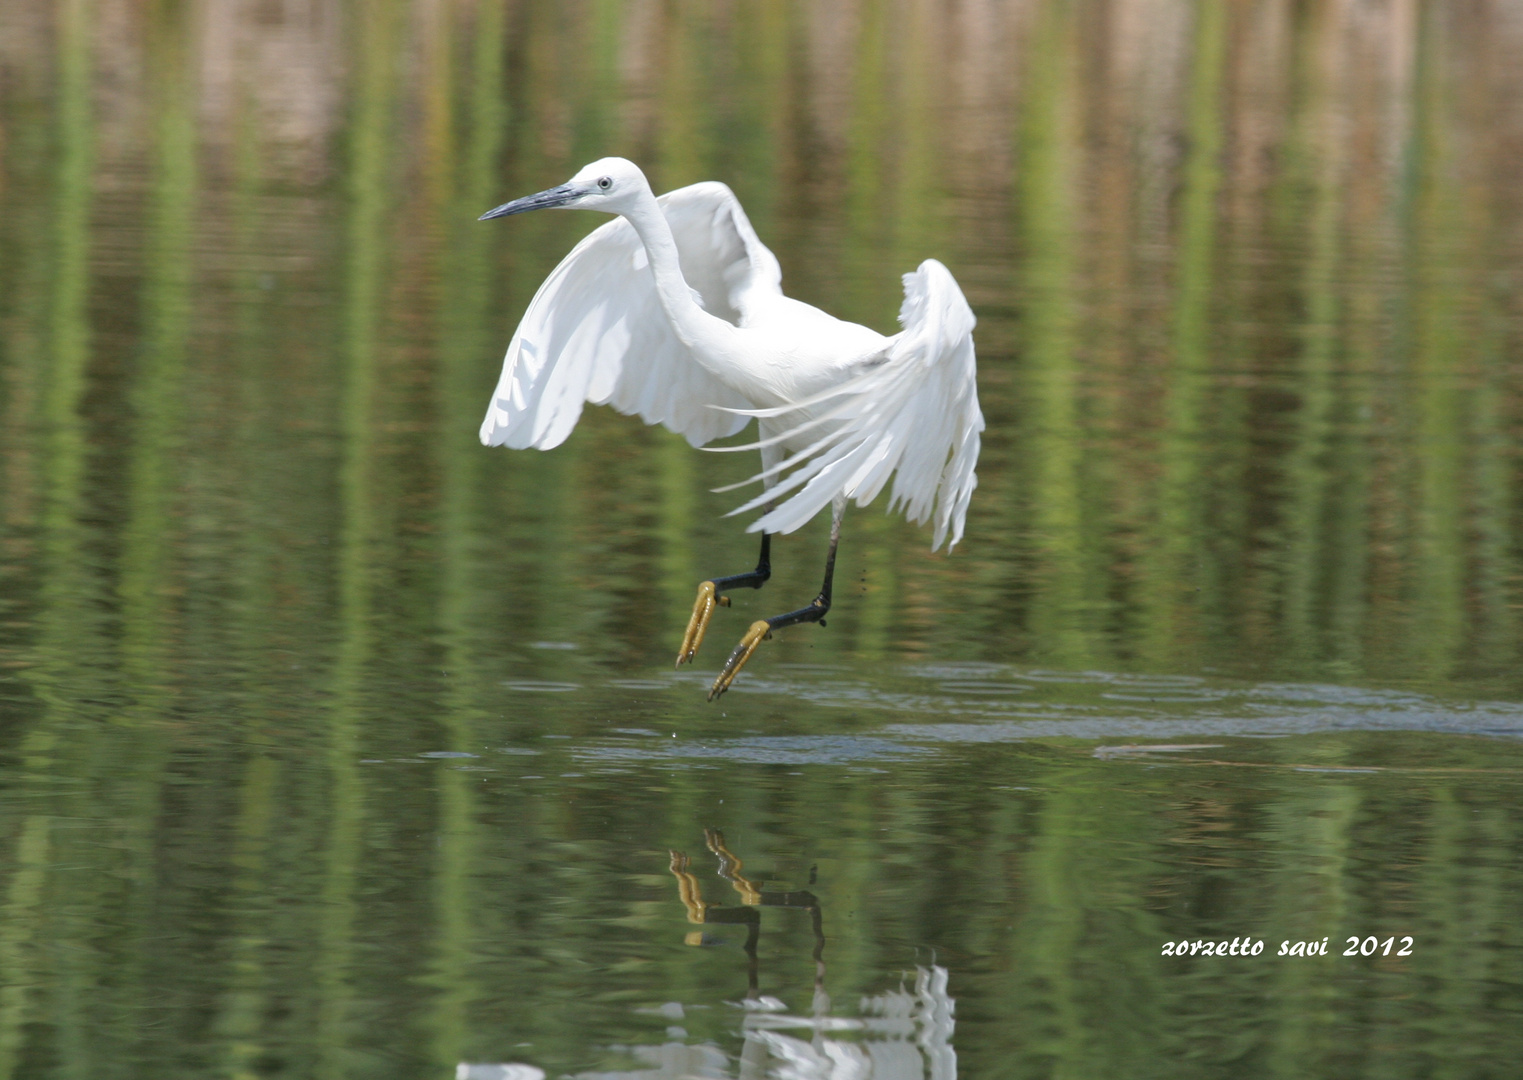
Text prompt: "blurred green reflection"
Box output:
[[1, 1, 1522, 1077]]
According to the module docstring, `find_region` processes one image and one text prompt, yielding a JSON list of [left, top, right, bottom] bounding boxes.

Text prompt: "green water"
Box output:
[[2, 2, 1523, 1077]]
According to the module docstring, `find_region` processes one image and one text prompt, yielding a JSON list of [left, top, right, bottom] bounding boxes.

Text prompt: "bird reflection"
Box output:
[[670, 829, 825, 1006], [464, 831, 956, 1080], [655, 830, 956, 1079]]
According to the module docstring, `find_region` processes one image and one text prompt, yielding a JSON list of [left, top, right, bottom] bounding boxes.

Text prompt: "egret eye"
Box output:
[[597, 176, 613, 191]]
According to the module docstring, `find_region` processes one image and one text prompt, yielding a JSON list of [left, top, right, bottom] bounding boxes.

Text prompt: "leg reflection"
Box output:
[[668, 845, 761, 989], [659, 833, 956, 1080], [668, 832, 823, 1003]]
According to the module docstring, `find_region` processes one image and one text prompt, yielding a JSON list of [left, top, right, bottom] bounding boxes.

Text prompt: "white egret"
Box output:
[[479, 158, 983, 699]]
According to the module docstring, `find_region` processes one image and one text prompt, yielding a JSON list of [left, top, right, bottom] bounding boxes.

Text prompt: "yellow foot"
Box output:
[[708, 620, 772, 701], [677, 580, 731, 666]]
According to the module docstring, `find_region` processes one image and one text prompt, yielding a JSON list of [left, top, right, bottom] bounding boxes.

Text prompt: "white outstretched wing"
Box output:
[[480, 182, 782, 449], [723, 260, 983, 551]]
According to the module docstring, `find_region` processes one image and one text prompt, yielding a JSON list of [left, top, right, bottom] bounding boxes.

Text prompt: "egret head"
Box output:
[[479, 157, 649, 221]]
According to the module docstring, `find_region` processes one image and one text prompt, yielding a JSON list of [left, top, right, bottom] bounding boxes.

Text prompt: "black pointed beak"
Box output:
[[478, 183, 581, 221]]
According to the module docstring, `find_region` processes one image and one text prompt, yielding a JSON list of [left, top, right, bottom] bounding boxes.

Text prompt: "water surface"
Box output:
[[2, 1, 1523, 1077]]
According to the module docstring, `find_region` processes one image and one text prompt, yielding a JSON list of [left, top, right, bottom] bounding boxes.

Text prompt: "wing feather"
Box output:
[[479, 183, 781, 450], [731, 260, 983, 551]]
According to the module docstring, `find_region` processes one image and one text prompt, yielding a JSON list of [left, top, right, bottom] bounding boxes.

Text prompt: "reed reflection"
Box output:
[[3, 2, 1523, 1076]]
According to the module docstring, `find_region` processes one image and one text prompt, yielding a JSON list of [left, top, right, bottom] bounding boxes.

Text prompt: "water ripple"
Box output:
[[577, 735, 936, 766]]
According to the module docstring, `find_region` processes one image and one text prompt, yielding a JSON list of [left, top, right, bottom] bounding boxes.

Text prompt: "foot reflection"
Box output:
[[463, 833, 955, 1079], [670, 829, 825, 1007], [644, 830, 956, 1079]]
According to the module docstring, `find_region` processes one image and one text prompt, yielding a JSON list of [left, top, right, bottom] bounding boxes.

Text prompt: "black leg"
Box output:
[[714, 531, 772, 594], [677, 532, 772, 666], [708, 513, 841, 701]]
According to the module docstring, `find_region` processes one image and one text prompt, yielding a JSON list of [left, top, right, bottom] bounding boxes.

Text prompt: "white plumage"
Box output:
[[710, 257, 981, 550], [479, 182, 767, 451], [479, 157, 983, 697]]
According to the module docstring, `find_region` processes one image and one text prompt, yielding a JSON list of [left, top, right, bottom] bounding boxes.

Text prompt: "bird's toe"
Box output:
[[707, 620, 772, 701], [678, 580, 724, 666]]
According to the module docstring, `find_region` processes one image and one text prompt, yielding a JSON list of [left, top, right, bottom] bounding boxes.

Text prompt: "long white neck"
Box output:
[[621, 189, 732, 352]]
